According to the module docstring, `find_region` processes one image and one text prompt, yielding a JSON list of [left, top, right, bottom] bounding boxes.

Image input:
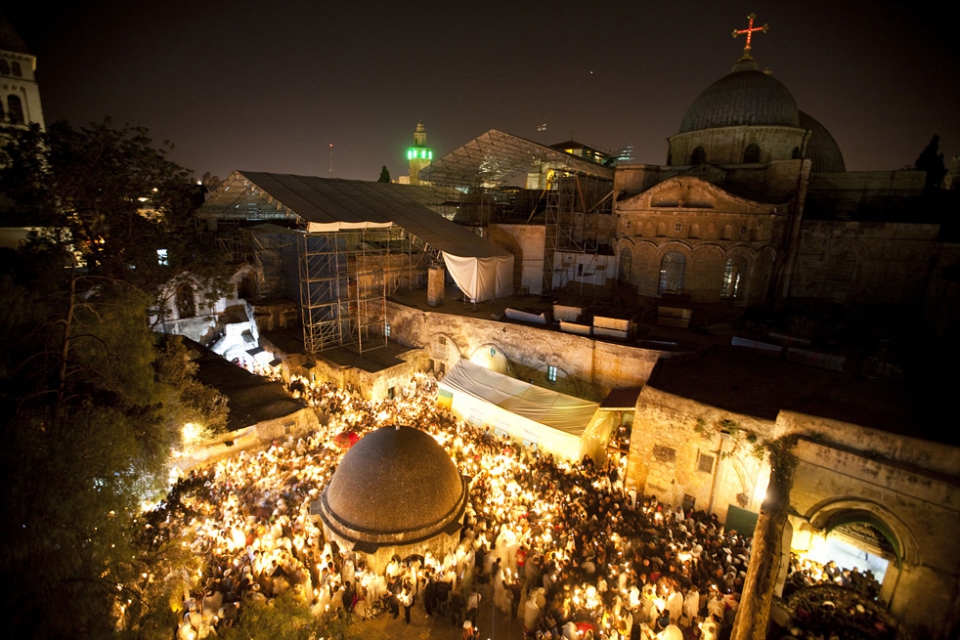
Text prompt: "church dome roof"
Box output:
[[799, 111, 846, 172], [680, 59, 800, 133], [317, 425, 467, 547]]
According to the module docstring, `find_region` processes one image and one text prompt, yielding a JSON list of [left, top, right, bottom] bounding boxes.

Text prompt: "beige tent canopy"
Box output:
[[439, 359, 610, 462]]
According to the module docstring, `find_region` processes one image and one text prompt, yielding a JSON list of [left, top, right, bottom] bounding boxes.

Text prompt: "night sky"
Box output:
[[7, 1, 958, 182]]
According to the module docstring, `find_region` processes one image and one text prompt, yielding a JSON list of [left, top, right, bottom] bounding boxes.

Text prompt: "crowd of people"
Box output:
[[142, 371, 880, 640], [783, 558, 882, 602]]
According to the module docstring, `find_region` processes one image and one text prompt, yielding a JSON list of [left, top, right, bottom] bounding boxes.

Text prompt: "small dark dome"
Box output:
[[680, 62, 799, 133], [317, 426, 467, 546], [799, 111, 846, 172]]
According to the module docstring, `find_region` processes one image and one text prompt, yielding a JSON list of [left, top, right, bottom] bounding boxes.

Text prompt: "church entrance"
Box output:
[[786, 507, 906, 608]]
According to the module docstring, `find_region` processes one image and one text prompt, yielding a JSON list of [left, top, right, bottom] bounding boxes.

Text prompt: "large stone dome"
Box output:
[[799, 111, 846, 173], [680, 60, 800, 133], [316, 425, 468, 550]]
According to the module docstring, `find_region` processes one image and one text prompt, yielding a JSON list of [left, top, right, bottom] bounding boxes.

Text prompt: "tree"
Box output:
[[0, 122, 230, 638], [0, 119, 230, 292], [378, 165, 391, 183], [692, 418, 798, 640], [909, 134, 946, 191], [730, 436, 798, 640]]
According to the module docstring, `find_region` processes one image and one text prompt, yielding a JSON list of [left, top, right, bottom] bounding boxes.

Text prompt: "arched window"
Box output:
[[656, 221, 667, 237], [721, 257, 748, 299], [721, 223, 735, 240], [0, 60, 8, 75], [691, 146, 706, 165], [7, 95, 24, 124], [618, 248, 633, 285], [658, 252, 686, 295], [792, 147, 801, 159], [743, 143, 761, 163], [689, 223, 701, 239], [11, 61, 21, 77]]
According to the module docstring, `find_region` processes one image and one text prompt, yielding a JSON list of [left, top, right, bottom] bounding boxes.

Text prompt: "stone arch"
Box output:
[[721, 255, 750, 300], [804, 498, 920, 567], [691, 146, 706, 165], [643, 220, 655, 237], [689, 223, 701, 239], [430, 332, 464, 377], [658, 250, 687, 295], [690, 243, 725, 301], [656, 221, 667, 237], [632, 241, 659, 296], [468, 343, 510, 375], [743, 143, 761, 163], [705, 223, 717, 239], [721, 223, 735, 241]]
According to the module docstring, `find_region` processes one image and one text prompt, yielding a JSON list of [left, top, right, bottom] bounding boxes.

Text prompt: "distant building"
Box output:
[[0, 13, 45, 132]]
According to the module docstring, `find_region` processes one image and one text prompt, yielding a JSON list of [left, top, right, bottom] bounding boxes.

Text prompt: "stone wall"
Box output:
[[791, 220, 940, 304], [386, 301, 663, 402], [627, 386, 773, 521], [626, 386, 960, 639]]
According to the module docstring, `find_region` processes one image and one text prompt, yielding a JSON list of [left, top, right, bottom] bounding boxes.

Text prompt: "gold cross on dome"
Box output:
[[732, 13, 769, 56]]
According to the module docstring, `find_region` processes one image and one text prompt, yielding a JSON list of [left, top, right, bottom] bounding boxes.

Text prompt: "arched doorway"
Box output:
[[790, 501, 919, 614]]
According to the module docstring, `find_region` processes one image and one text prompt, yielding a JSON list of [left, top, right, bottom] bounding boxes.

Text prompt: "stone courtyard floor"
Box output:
[[345, 595, 524, 640]]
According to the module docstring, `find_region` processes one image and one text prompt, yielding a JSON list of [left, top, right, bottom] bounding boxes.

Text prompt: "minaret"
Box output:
[[407, 120, 432, 186], [0, 13, 45, 131]]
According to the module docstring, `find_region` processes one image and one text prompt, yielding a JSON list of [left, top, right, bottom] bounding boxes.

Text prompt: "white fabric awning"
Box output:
[[306, 220, 393, 232], [440, 359, 598, 435]]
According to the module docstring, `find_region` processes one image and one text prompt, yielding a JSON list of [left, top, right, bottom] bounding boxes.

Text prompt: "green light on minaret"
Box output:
[[407, 120, 432, 185], [407, 147, 433, 160]]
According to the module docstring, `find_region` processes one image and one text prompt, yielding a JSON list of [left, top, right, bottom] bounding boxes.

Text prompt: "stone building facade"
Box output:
[[625, 367, 960, 638]]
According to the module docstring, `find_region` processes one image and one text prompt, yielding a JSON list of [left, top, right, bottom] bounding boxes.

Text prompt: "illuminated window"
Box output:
[[384, 322, 391, 337], [547, 365, 557, 384], [721, 257, 747, 299], [157, 249, 168, 266]]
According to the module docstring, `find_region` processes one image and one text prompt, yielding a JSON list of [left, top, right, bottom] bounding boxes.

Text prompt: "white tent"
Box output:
[[439, 359, 608, 462], [442, 254, 514, 302]]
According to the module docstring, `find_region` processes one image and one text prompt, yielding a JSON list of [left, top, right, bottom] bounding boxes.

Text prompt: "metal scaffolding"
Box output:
[[298, 228, 393, 355]]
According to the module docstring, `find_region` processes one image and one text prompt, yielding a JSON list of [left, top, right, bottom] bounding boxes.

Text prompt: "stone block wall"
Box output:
[[791, 220, 940, 304], [386, 301, 663, 402]]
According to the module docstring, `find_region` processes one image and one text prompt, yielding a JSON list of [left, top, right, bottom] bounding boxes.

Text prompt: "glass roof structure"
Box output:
[[419, 129, 614, 188]]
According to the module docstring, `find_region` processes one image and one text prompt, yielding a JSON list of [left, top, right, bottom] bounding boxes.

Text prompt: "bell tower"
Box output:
[[0, 13, 46, 131]]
